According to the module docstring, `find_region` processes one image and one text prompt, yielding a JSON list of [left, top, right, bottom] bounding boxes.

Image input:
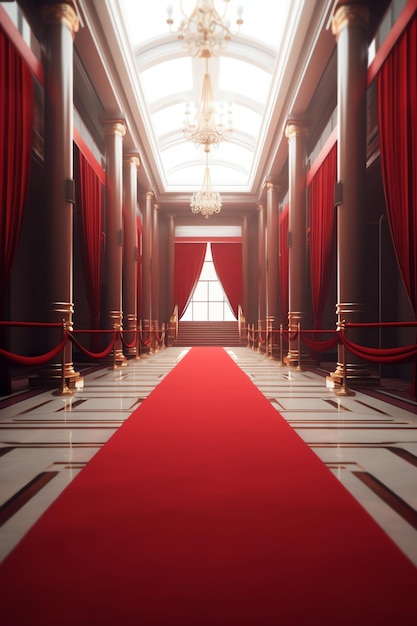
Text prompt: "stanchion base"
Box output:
[[54, 385, 74, 397], [335, 386, 355, 397]]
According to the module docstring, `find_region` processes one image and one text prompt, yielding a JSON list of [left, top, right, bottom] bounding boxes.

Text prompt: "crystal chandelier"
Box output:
[[190, 151, 222, 218], [183, 58, 232, 150], [167, 0, 243, 59]]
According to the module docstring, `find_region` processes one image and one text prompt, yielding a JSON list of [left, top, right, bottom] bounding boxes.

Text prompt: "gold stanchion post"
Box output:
[[55, 320, 73, 396], [135, 322, 141, 360], [336, 321, 355, 396], [296, 322, 302, 371], [278, 323, 284, 366]]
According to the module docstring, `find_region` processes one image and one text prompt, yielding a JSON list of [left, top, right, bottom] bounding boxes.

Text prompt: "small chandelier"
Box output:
[[190, 151, 222, 218], [167, 0, 243, 59], [183, 58, 232, 150]]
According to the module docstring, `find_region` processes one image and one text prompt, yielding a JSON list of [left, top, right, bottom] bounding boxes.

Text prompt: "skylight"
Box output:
[[114, 0, 297, 194]]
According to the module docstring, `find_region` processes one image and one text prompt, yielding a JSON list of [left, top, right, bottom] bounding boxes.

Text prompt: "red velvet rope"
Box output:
[[140, 330, 152, 347], [0, 321, 62, 327], [69, 332, 116, 360], [1, 320, 416, 367], [340, 332, 417, 364], [155, 329, 164, 343], [301, 333, 339, 353], [345, 321, 417, 328], [120, 330, 137, 349], [257, 329, 266, 345], [0, 335, 67, 366]]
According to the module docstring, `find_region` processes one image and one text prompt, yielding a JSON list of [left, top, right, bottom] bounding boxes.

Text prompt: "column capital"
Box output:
[[153, 204, 159, 211], [102, 118, 127, 138], [265, 179, 281, 194], [285, 118, 309, 141], [257, 203, 264, 212], [332, 3, 370, 40], [144, 191, 154, 201], [42, 3, 79, 38], [124, 153, 140, 168]]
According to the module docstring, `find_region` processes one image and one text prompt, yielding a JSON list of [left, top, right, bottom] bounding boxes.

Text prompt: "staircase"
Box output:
[[173, 321, 242, 347]]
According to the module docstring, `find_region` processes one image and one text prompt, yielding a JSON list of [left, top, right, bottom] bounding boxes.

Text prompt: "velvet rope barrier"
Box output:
[[339, 331, 417, 364], [0, 335, 67, 366], [257, 328, 266, 346], [69, 331, 117, 360], [120, 330, 137, 350], [301, 330, 339, 353], [155, 325, 164, 345], [140, 328, 152, 348], [0, 321, 62, 328]]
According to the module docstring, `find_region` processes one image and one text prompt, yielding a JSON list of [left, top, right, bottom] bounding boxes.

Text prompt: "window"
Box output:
[[182, 243, 236, 321]]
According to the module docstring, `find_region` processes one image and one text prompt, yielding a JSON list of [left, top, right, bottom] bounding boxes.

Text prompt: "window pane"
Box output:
[[193, 302, 208, 321], [193, 282, 208, 301], [224, 302, 236, 321], [208, 302, 223, 320], [208, 281, 223, 300], [181, 304, 192, 320], [200, 262, 217, 280]]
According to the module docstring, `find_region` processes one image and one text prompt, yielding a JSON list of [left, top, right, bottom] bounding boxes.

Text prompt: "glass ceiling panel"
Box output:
[[238, 0, 293, 49], [140, 57, 193, 103], [115, 0, 298, 193], [161, 141, 252, 175], [152, 103, 188, 138], [160, 153, 248, 188], [118, 0, 169, 47], [219, 58, 271, 102], [230, 104, 261, 140]]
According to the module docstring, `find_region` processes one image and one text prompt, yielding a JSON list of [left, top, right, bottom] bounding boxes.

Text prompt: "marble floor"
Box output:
[[1, 346, 416, 567]]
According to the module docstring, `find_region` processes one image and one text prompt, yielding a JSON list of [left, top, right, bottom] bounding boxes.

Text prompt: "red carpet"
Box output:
[[1, 347, 416, 625]]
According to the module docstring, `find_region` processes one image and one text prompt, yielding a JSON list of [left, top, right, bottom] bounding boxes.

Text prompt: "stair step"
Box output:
[[173, 321, 242, 347]]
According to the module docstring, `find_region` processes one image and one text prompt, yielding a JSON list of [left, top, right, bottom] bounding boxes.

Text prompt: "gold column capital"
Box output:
[[265, 179, 281, 194], [102, 118, 127, 138], [144, 191, 154, 201], [153, 203, 159, 211], [257, 203, 264, 212], [332, 3, 370, 40], [42, 3, 79, 38], [285, 118, 309, 141], [124, 153, 140, 168]]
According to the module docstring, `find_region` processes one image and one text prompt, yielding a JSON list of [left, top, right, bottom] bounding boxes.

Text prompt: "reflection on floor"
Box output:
[[1, 346, 416, 567]]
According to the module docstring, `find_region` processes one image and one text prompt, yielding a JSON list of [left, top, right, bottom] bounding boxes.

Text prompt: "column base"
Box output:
[[30, 363, 84, 391], [284, 351, 317, 370], [326, 362, 380, 389]]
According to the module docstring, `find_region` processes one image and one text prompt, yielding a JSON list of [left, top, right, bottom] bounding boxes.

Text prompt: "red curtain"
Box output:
[[0, 28, 34, 310], [211, 242, 242, 318], [279, 205, 289, 324], [174, 243, 206, 318], [74, 146, 103, 331], [377, 16, 417, 314], [309, 143, 337, 329]]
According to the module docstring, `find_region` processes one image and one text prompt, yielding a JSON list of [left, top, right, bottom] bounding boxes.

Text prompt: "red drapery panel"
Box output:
[[74, 146, 103, 331], [211, 242, 242, 318], [309, 143, 337, 329], [279, 205, 289, 324], [0, 28, 34, 310], [377, 16, 417, 313], [174, 243, 206, 318]]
